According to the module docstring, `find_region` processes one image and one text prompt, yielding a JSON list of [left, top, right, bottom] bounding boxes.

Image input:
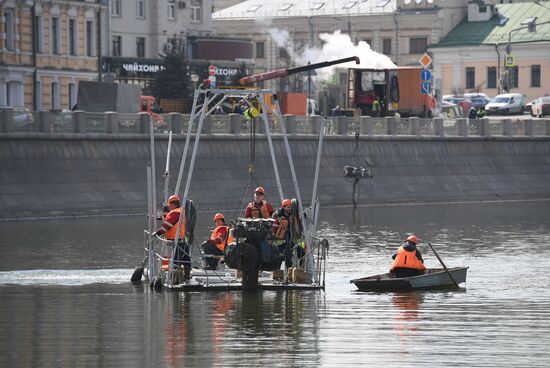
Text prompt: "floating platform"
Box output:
[[161, 269, 324, 291]]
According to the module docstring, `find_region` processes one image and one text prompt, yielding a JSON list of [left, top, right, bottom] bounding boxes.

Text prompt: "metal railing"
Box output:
[[1, 109, 549, 137]]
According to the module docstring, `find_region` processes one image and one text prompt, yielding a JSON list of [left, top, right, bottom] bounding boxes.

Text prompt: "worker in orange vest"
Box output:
[[244, 186, 274, 218], [272, 198, 305, 268], [201, 213, 233, 270], [152, 194, 190, 280], [390, 235, 426, 278]]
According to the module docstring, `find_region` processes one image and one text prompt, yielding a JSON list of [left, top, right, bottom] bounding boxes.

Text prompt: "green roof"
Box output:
[[432, 2, 550, 48]]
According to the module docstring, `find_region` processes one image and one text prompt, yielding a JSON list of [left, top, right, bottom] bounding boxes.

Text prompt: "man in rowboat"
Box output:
[[390, 235, 426, 278], [244, 186, 274, 219]]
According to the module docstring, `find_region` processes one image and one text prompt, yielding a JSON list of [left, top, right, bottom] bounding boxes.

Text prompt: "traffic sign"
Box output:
[[420, 82, 431, 95], [505, 54, 515, 68], [208, 75, 216, 87], [208, 65, 216, 76], [419, 53, 432, 69], [420, 69, 431, 81]]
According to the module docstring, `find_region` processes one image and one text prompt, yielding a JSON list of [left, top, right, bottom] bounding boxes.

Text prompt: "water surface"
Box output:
[[1, 202, 550, 367]]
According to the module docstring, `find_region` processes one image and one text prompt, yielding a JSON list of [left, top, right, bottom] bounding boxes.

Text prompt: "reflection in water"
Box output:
[[392, 292, 424, 337], [164, 293, 190, 368]]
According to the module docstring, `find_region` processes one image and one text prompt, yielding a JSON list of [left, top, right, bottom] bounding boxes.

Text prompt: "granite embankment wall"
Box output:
[[1, 134, 550, 220]]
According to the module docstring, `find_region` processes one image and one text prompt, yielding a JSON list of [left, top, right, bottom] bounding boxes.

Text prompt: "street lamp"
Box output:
[[505, 16, 550, 90], [31, 0, 38, 111], [505, 18, 537, 91], [191, 74, 199, 89]]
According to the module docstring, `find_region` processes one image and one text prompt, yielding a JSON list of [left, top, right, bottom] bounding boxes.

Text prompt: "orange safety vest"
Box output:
[[164, 208, 186, 241], [274, 217, 289, 240], [390, 246, 426, 272], [274, 213, 302, 241], [247, 201, 271, 219], [210, 225, 233, 252]]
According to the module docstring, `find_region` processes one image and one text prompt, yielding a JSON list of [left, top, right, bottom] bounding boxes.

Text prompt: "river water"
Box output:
[[1, 201, 550, 367]]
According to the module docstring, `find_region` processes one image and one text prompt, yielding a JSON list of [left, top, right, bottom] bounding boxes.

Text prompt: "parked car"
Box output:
[[12, 107, 34, 123], [485, 93, 524, 115], [442, 97, 473, 116], [463, 92, 491, 100], [525, 99, 536, 114], [530, 96, 550, 117], [438, 100, 463, 118], [470, 97, 490, 110]]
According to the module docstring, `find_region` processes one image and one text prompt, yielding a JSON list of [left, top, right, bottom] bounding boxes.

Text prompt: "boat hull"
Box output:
[[350, 267, 468, 291]]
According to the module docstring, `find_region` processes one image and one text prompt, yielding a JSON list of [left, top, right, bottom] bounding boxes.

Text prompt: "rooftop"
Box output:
[[432, 2, 550, 48], [213, 0, 397, 19]]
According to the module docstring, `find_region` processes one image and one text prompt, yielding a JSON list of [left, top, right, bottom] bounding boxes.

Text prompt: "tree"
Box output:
[[150, 46, 192, 100]]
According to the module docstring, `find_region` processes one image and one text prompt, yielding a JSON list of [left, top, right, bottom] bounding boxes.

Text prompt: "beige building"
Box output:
[[0, 0, 108, 111], [212, 0, 469, 112], [429, 1, 550, 101]]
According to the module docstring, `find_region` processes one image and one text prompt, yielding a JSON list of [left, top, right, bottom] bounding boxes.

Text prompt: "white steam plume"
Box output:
[[267, 29, 397, 82]]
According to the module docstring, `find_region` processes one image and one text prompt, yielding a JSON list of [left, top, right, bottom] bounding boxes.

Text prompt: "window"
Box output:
[[363, 39, 372, 47], [168, 3, 176, 19], [137, 0, 145, 18], [255, 42, 265, 58], [68, 83, 77, 109], [279, 47, 289, 59], [34, 81, 42, 110], [279, 4, 293, 11], [34, 16, 43, 53], [479, 5, 487, 12], [531, 65, 541, 87], [51, 17, 60, 54], [5, 10, 14, 50], [509, 66, 518, 88], [6, 81, 23, 107], [111, 0, 121, 16], [68, 19, 77, 56], [382, 38, 392, 55], [112, 36, 122, 56], [487, 67, 496, 88], [409, 37, 427, 54], [191, 0, 202, 22], [86, 21, 94, 57], [466, 67, 475, 89], [51, 82, 60, 110], [136, 37, 145, 57]]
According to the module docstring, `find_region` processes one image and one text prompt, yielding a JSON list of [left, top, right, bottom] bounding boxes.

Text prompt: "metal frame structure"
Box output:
[[144, 87, 327, 289]]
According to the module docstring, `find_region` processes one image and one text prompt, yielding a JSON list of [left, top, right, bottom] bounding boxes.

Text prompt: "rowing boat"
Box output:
[[350, 267, 468, 291]]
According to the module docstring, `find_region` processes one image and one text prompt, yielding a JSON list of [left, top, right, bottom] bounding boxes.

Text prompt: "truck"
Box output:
[[77, 81, 163, 125], [347, 67, 434, 117]]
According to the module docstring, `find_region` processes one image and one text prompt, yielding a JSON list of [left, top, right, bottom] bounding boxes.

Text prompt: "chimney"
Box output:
[[468, 0, 495, 22]]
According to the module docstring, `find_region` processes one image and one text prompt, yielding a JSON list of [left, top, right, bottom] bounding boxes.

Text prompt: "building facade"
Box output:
[[105, 0, 215, 91], [429, 1, 550, 101], [0, 0, 109, 111], [212, 0, 469, 112]]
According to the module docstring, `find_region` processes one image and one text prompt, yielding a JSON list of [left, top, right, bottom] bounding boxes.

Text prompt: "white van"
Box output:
[[485, 93, 524, 115]]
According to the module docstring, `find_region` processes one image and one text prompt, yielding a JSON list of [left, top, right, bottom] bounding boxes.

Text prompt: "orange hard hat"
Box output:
[[167, 194, 180, 204], [214, 213, 224, 221], [254, 186, 265, 195], [282, 199, 292, 207], [406, 235, 418, 244]]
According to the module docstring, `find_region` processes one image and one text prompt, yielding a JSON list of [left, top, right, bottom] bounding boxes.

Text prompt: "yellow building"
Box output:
[[0, 0, 108, 111], [429, 2, 550, 101]]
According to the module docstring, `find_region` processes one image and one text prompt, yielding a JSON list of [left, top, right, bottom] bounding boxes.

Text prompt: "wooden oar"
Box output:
[[427, 242, 460, 288]]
